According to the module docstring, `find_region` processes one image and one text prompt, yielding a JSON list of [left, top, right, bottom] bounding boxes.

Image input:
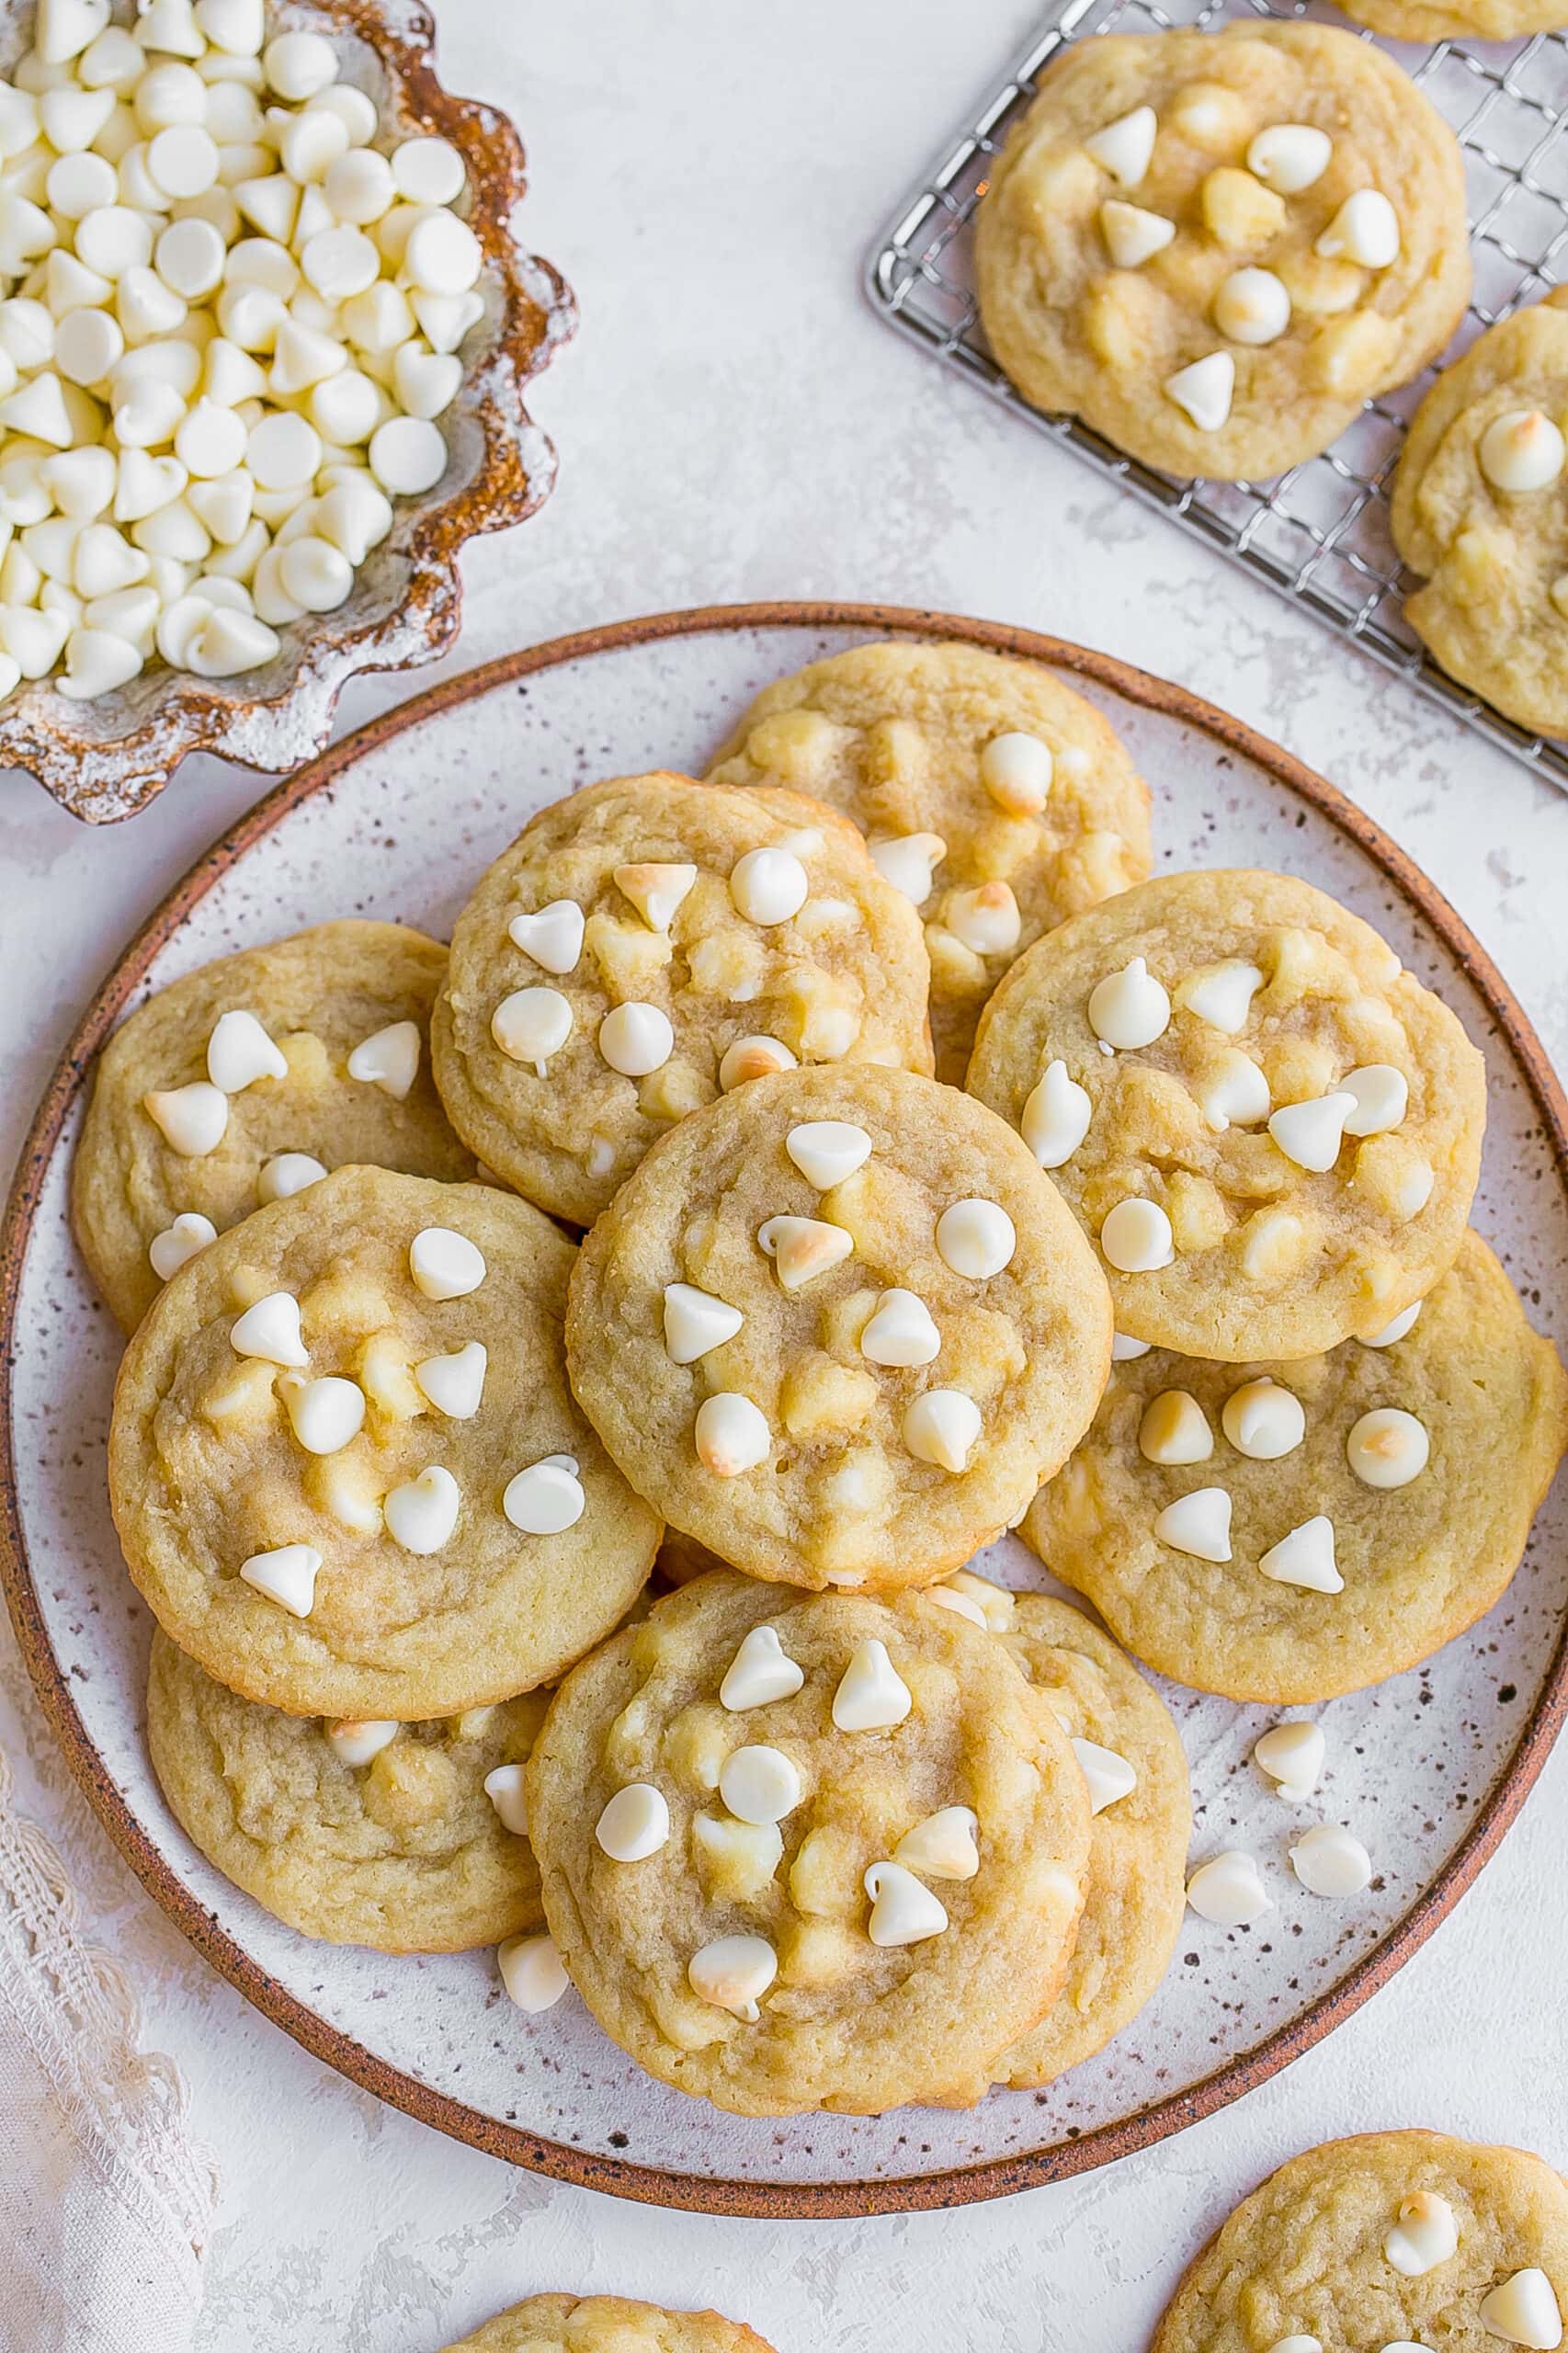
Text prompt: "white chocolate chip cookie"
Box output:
[[109, 1167, 660, 1720], [566, 1064, 1112, 1592], [438, 2296, 778, 2353], [72, 920, 475, 1331], [1338, 0, 1566, 44], [431, 771, 934, 1224], [146, 1630, 547, 1952], [1152, 2130, 1568, 2353], [974, 25, 1471, 482], [1027, 1232, 1568, 1702], [524, 1573, 1092, 2116], [1392, 290, 1568, 740], [967, 869, 1487, 1360], [706, 640, 1152, 1079]]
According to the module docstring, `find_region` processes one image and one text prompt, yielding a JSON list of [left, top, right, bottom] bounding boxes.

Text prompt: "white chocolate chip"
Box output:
[[1165, 352, 1234, 433], [935, 1198, 1015, 1279], [688, 1933, 777, 2019], [978, 730, 1052, 813], [239, 1540, 322, 1617], [1479, 2269, 1562, 2347], [1253, 1719, 1325, 1802], [720, 1744, 801, 1824], [1022, 1059, 1092, 1167], [860, 1287, 940, 1367], [383, 1463, 460, 1554], [143, 1079, 228, 1155], [1153, 1485, 1232, 1563], [926, 1584, 988, 1628], [598, 1001, 674, 1077], [327, 1718, 398, 1768], [1290, 1823, 1371, 1897], [1139, 1389, 1213, 1466], [729, 845, 808, 926], [1087, 956, 1171, 1050], [864, 1859, 949, 1947], [1384, 2191, 1460, 2278], [1176, 958, 1263, 1033], [757, 1213, 853, 1291], [694, 1392, 770, 1476], [1259, 1516, 1343, 1594], [1315, 188, 1400, 268], [503, 1456, 586, 1534], [1099, 198, 1175, 269], [207, 1006, 286, 1092], [893, 1804, 979, 1880], [1221, 1378, 1305, 1460], [1346, 1407, 1428, 1490], [279, 1371, 365, 1455], [414, 1341, 487, 1418], [507, 900, 584, 974], [833, 1638, 912, 1732], [944, 881, 1021, 958], [1213, 267, 1290, 347], [346, 1018, 420, 1100], [1112, 1332, 1152, 1359], [1072, 1735, 1138, 1813], [1198, 1049, 1271, 1133], [613, 859, 697, 932], [256, 1153, 326, 1205], [483, 1761, 528, 1836], [148, 1210, 216, 1279], [1361, 1299, 1423, 1348], [663, 1282, 744, 1362], [868, 831, 945, 907], [719, 1623, 804, 1711], [1266, 2339, 1323, 2353], [230, 1289, 306, 1365], [1085, 103, 1156, 187], [1186, 1849, 1271, 1925], [1340, 1063, 1408, 1137], [1100, 1197, 1174, 1273], [596, 1782, 671, 1860], [785, 1120, 872, 1189], [1396, 1159, 1435, 1220], [492, 985, 573, 1072], [1246, 122, 1332, 193], [408, 1226, 485, 1300], [718, 1033, 796, 1090], [498, 1930, 569, 2014], [1267, 1090, 1356, 1173], [903, 1389, 982, 1472]]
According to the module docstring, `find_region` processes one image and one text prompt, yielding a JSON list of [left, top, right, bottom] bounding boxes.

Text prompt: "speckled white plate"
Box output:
[[4, 603, 1565, 2218]]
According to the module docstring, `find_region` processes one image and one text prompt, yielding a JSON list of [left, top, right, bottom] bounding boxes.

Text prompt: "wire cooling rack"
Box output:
[[866, 0, 1568, 790]]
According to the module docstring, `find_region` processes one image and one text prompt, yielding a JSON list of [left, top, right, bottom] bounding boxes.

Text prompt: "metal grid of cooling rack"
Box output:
[[866, 0, 1568, 790]]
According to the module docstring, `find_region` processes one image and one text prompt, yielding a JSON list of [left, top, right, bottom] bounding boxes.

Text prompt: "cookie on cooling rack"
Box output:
[[439, 2297, 778, 2353], [430, 771, 934, 1225], [705, 640, 1152, 1080], [147, 1630, 547, 1952], [109, 1167, 660, 1722], [524, 1573, 1092, 2116], [72, 920, 475, 1332], [565, 1063, 1111, 1592], [973, 23, 1470, 482], [1336, 0, 1568, 46], [1392, 288, 1568, 740], [966, 869, 1487, 1360], [1151, 2130, 1568, 2353], [1026, 1231, 1568, 1703]]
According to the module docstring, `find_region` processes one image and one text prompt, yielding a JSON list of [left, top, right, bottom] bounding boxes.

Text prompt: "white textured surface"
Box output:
[[1, 5, 1566, 2351]]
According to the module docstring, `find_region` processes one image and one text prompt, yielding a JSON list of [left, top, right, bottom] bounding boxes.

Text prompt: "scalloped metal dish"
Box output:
[[0, 0, 575, 824]]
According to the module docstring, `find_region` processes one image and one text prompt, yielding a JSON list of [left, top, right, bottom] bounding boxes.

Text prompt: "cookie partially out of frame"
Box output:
[[438, 2297, 778, 2353]]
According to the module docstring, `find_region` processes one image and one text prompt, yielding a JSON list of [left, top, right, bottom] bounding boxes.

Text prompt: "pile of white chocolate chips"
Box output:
[[0, 0, 483, 699]]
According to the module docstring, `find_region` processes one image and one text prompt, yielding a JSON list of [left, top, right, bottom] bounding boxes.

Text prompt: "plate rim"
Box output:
[[4, 597, 1564, 2220]]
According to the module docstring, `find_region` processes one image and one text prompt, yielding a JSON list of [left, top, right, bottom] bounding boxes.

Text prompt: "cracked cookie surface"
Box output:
[[439, 2297, 777, 2353]]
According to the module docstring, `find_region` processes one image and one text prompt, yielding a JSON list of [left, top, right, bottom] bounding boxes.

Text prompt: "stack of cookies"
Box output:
[[74, 637, 1565, 2120]]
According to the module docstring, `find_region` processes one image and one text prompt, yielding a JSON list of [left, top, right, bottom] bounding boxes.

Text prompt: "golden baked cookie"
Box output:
[[72, 920, 475, 1333], [706, 640, 1151, 1080], [973, 25, 1471, 483], [1392, 290, 1568, 740], [438, 2297, 776, 2353], [967, 869, 1486, 1360], [566, 1064, 1112, 1592], [525, 1574, 1092, 2117], [147, 1630, 546, 1951], [1338, 0, 1566, 45], [109, 1166, 660, 1721], [1152, 2129, 1568, 2353], [1027, 1231, 1568, 1703], [431, 771, 933, 1225]]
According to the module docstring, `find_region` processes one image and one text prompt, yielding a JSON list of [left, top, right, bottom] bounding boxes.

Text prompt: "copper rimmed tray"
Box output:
[[3, 602, 1564, 2219]]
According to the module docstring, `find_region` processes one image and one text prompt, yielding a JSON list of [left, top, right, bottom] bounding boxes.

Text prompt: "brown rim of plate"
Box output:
[[2, 600, 1564, 2220]]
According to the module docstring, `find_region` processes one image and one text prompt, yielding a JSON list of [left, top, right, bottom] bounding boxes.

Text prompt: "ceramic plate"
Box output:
[[4, 604, 1565, 2218]]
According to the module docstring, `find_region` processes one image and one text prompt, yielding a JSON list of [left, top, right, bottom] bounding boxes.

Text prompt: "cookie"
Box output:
[[973, 24, 1471, 483], [1152, 2129, 1568, 2353], [431, 771, 934, 1226], [146, 1629, 546, 1951], [967, 869, 1487, 1360], [1392, 290, 1568, 741], [109, 1167, 660, 1720], [1026, 1231, 1568, 1703], [566, 1063, 1112, 1592], [438, 2297, 777, 2353], [525, 1574, 1092, 2116], [1338, 0, 1564, 45], [705, 640, 1151, 1080], [73, 919, 475, 1332]]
